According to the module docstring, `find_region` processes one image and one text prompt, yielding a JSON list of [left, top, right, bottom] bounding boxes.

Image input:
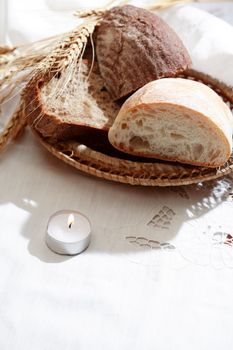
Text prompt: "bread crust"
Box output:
[[96, 5, 191, 100]]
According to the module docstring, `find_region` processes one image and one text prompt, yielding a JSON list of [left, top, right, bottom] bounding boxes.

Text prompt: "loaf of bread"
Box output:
[[108, 78, 233, 168], [96, 5, 191, 100], [24, 60, 120, 142]]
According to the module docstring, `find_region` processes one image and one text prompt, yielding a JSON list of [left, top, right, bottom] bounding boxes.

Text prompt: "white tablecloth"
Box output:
[[1, 2, 233, 349]]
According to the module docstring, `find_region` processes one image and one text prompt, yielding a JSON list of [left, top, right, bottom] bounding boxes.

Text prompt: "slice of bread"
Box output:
[[108, 78, 233, 168], [24, 60, 120, 142]]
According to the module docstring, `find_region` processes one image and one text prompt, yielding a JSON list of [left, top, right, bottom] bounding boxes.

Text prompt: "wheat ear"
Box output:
[[0, 102, 27, 154]]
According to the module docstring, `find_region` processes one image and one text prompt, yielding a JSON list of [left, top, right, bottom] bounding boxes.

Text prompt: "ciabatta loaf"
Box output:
[[24, 60, 120, 142], [96, 5, 191, 100], [108, 78, 233, 168]]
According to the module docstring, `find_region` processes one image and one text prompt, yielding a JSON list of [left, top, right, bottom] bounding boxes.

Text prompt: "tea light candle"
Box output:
[[46, 210, 91, 255]]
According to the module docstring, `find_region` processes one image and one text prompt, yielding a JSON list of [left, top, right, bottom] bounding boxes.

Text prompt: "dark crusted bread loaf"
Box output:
[[24, 60, 120, 142], [96, 5, 192, 100]]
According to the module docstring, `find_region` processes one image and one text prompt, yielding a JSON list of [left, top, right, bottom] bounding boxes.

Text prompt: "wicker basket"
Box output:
[[33, 69, 233, 187]]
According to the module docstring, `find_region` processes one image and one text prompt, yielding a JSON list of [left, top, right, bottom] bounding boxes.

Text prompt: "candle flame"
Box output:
[[68, 214, 75, 229]]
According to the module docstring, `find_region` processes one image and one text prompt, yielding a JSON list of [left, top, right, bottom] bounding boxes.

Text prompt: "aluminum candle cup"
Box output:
[[46, 210, 91, 255]]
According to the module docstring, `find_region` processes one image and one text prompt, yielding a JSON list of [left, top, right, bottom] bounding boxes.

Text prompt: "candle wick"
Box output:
[[69, 223, 72, 229]]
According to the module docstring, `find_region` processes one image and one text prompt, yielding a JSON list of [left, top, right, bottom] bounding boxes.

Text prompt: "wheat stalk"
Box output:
[[0, 102, 27, 154], [145, 0, 193, 11], [74, 0, 129, 17], [0, 46, 15, 55], [74, 0, 192, 18], [0, 48, 16, 67]]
